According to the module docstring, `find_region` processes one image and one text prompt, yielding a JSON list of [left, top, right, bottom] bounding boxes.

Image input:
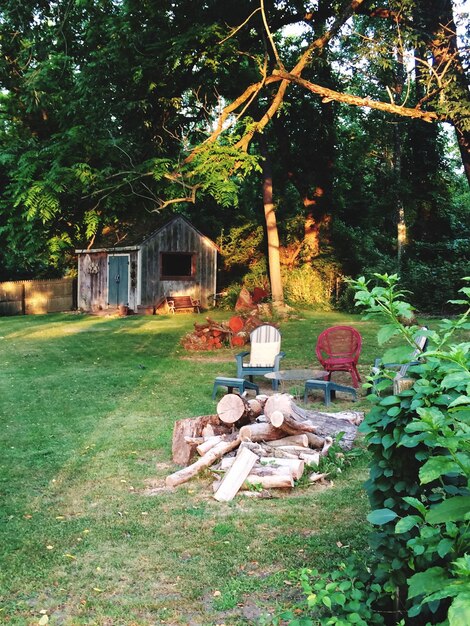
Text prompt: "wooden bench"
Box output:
[[166, 295, 200, 314]]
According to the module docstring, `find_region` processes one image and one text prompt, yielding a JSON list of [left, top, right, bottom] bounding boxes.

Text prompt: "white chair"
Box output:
[[235, 324, 285, 390]]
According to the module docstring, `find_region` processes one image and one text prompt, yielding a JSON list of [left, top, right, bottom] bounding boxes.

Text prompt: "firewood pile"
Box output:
[[180, 312, 277, 350], [166, 393, 363, 501]]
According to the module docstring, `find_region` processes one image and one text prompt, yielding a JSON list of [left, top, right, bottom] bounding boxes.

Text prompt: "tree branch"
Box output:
[[275, 71, 441, 122]]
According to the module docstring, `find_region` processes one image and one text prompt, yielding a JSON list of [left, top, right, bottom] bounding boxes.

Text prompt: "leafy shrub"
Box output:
[[268, 274, 470, 626], [282, 262, 339, 308]]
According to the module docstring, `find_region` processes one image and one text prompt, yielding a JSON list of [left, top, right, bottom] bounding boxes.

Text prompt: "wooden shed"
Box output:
[[76, 216, 218, 313]]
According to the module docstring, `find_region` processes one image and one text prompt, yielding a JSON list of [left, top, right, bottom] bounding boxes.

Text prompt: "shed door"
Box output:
[[108, 255, 129, 306]]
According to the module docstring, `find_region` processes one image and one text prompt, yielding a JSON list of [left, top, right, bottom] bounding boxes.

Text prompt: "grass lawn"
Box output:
[[1, 309, 391, 625]]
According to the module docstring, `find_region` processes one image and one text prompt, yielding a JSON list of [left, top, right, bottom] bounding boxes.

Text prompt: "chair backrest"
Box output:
[[397, 326, 428, 377], [249, 324, 281, 367], [316, 325, 362, 363]]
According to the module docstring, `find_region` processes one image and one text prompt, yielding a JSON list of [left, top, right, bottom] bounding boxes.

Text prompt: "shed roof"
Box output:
[[75, 215, 218, 254]]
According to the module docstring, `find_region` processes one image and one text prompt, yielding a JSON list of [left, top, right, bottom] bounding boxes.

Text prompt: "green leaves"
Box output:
[[419, 456, 463, 484], [426, 497, 470, 524], [367, 509, 398, 525]]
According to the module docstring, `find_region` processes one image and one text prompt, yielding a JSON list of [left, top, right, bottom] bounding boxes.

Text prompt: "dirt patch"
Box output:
[[179, 354, 232, 362]]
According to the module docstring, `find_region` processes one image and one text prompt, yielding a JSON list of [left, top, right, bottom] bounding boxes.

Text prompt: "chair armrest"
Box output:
[[235, 351, 249, 360], [235, 351, 249, 378], [273, 351, 286, 369]]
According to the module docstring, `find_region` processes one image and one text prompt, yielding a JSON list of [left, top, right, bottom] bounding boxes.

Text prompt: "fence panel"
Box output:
[[0, 278, 76, 316], [0, 282, 24, 316]]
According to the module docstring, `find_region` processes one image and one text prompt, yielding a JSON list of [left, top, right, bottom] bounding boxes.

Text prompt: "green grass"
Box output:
[[0, 309, 389, 625]]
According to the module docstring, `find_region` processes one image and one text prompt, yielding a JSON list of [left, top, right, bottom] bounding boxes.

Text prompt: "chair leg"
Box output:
[[349, 367, 360, 388]]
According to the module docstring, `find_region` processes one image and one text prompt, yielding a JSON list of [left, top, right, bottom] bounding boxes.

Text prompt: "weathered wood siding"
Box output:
[[140, 219, 216, 308], [0, 278, 75, 316], [77, 250, 139, 311]]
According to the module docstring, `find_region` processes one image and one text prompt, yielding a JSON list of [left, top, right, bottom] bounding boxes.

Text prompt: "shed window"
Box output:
[[160, 252, 195, 280]]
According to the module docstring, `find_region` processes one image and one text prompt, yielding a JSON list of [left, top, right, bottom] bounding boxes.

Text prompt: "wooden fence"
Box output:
[[0, 278, 77, 316]]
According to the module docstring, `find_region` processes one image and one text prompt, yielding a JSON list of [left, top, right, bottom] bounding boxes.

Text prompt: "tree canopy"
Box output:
[[0, 0, 468, 308]]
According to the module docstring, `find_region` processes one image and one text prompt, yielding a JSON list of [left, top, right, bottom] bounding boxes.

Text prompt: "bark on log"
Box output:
[[264, 394, 359, 450], [239, 441, 299, 459], [264, 395, 317, 434], [171, 415, 231, 466], [268, 434, 309, 448], [166, 435, 240, 487], [196, 435, 226, 456], [238, 422, 287, 442]]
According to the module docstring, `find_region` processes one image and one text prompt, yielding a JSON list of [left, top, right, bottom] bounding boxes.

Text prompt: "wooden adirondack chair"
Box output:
[[235, 324, 285, 390], [371, 326, 429, 394], [315, 325, 362, 388]]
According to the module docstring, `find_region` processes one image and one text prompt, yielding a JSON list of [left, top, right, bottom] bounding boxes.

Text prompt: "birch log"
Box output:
[[166, 435, 240, 487]]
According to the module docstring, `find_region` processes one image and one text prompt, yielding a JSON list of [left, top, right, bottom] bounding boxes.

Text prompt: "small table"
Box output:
[[265, 369, 328, 398]]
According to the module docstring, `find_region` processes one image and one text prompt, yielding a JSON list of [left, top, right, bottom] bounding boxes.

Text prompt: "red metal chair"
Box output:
[[315, 326, 362, 388]]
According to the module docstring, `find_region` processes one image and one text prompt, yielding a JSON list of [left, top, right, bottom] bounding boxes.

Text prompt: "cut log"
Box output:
[[220, 457, 305, 481], [171, 415, 231, 466], [166, 435, 240, 487], [264, 394, 360, 450], [238, 422, 287, 442], [216, 394, 263, 426], [196, 435, 226, 456], [268, 434, 309, 448], [244, 473, 294, 489], [264, 395, 317, 434], [228, 315, 245, 333], [305, 432, 326, 449], [259, 457, 305, 480], [239, 441, 300, 459], [213, 447, 258, 502], [298, 451, 320, 466]]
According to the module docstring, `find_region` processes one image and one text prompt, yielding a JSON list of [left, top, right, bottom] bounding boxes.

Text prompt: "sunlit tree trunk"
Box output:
[[259, 135, 284, 308], [414, 0, 470, 187]]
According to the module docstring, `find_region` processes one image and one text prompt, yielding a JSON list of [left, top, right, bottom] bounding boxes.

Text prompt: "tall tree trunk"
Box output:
[[414, 0, 470, 186], [259, 135, 284, 308], [393, 52, 407, 269]]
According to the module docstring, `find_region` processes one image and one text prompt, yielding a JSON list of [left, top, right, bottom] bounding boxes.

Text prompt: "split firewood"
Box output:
[[239, 441, 300, 459], [213, 447, 258, 502], [309, 472, 329, 482], [267, 434, 309, 448], [171, 414, 231, 466], [273, 445, 318, 456], [321, 436, 334, 456], [244, 473, 294, 490], [184, 436, 204, 445], [220, 457, 305, 481], [298, 451, 320, 466], [166, 435, 241, 487], [259, 457, 305, 480], [217, 394, 263, 426], [196, 435, 227, 456]]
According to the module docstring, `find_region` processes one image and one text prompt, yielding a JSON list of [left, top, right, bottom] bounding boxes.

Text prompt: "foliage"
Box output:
[[282, 262, 340, 309], [269, 274, 469, 625], [351, 274, 470, 623], [269, 560, 387, 626]]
